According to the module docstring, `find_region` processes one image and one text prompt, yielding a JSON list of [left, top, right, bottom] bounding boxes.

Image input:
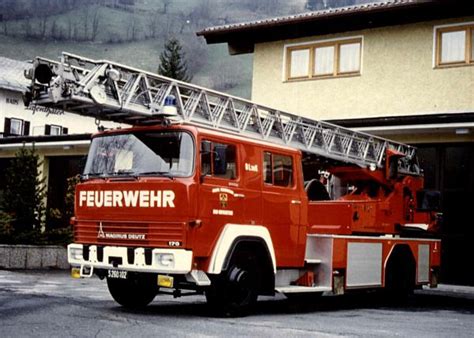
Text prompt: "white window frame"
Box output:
[[433, 21, 474, 68], [49, 125, 62, 135], [282, 35, 364, 82], [10, 118, 23, 136]]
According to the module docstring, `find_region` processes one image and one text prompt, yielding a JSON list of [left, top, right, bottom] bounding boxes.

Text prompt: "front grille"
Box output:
[[74, 220, 186, 247]]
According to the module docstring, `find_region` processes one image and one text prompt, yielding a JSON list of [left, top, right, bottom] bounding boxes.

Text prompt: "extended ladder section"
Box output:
[[26, 52, 419, 175]]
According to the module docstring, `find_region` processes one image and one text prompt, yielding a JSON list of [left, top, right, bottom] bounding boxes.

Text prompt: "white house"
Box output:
[[0, 56, 116, 216]]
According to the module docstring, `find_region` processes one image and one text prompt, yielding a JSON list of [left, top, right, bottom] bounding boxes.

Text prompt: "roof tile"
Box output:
[[197, 0, 418, 35]]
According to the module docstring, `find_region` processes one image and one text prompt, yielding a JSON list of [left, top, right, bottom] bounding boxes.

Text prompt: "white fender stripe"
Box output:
[[207, 224, 276, 274]]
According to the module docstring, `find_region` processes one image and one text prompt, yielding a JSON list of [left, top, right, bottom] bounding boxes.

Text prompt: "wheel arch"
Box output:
[[207, 224, 276, 276], [384, 243, 416, 287]]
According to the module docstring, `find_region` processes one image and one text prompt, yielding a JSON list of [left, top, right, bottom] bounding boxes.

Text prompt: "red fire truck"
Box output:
[[26, 53, 441, 315]]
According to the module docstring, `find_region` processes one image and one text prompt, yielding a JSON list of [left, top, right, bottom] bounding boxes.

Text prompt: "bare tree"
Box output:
[[126, 13, 140, 41], [176, 11, 196, 34], [82, 6, 90, 41], [91, 9, 101, 41], [184, 38, 207, 75], [161, 0, 172, 14], [50, 20, 58, 39], [238, 0, 279, 12], [67, 16, 74, 40], [38, 14, 49, 39], [330, 0, 356, 8], [2, 21, 7, 36], [73, 18, 81, 41], [146, 10, 160, 38], [22, 18, 32, 38], [159, 15, 179, 40], [194, 0, 211, 22], [306, 0, 327, 10], [0, 0, 16, 35], [50, 20, 66, 40]]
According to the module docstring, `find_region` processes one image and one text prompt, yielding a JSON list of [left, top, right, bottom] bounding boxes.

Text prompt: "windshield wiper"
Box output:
[[110, 170, 136, 176], [137, 171, 175, 180], [81, 172, 106, 180], [103, 170, 139, 180]]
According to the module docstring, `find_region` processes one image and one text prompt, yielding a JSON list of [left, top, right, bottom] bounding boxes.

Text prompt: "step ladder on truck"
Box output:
[[25, 52, 442, 315]]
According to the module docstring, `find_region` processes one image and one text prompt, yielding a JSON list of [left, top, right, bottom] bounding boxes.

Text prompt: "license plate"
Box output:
[[108, 269, 128, 279]]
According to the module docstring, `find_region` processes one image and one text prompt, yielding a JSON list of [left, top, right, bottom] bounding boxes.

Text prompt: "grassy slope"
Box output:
[[1, 2, 254, 98], [0, 1, 377, 99]]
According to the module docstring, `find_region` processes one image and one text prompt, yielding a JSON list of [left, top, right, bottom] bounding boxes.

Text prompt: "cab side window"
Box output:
[[263, 152, 293, 187], [201, 140, 237, 179]]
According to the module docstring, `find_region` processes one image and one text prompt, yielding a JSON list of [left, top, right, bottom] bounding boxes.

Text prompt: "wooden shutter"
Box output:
[[45, 124, 51, 135], [4, 118, 11, 136], [23, 121, 30, 136], [62, 127, 68, 135]]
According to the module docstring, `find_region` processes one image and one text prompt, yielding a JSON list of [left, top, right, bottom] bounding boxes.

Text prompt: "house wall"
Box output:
[[0, 90, 118, 136], [251, 16, 474, 120]]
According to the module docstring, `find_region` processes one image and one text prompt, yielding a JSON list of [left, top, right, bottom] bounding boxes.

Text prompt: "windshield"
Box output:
[[83, 131, 194, 178]]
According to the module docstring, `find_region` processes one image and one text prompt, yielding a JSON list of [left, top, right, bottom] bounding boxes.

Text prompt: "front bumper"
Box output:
[[67, 243, 193, 274]]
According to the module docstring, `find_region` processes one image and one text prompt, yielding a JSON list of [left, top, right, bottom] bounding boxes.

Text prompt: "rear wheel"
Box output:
[[107, 273, 158, 309], [385, 246, 416, 301], [206, 250, 260, 316]]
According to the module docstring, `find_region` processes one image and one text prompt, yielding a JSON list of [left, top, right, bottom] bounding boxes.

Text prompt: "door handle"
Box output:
[[291, 200, 301, 205]]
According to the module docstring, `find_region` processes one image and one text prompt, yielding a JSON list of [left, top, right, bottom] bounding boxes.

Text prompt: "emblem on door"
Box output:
[[219, 193, 228, 208]]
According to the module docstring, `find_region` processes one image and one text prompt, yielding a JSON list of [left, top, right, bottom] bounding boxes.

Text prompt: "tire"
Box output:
[[206, 249, 260, 316], [107, 273, 157, 309], [385, 248, 416, 302]]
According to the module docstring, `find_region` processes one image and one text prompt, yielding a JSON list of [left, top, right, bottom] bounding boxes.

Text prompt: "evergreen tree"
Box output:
[[158, 38, 192, 82], [1, 146, 46, 236], [306, 0, 326, 10]]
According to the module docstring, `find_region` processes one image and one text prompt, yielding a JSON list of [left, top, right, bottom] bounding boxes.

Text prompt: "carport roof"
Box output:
[[0, 57, 30, 93]]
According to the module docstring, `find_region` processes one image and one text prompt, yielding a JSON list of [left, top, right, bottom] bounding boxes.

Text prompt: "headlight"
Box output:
[[69, 247, 83, 261], [155, 253, 175, 268]]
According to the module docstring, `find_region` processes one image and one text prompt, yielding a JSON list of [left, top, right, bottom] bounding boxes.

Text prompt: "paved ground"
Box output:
[[0, 270, 473, 337]]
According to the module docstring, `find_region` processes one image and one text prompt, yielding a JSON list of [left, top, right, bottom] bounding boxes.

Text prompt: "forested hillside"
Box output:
[[0, 0, 380, 98]]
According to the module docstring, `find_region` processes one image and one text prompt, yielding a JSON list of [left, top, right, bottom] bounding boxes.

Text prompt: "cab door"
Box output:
[[195, 139, 245, 257], [261, 151, 303, 267]]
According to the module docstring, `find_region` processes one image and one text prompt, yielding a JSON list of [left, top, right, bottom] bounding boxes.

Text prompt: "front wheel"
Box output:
[[107, 273, 158, 309], [206, 250, 260, 316]]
